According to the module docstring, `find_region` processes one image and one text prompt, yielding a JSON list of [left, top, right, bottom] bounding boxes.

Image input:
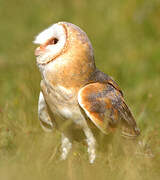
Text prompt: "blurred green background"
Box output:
[[0, 0, 160, 179]]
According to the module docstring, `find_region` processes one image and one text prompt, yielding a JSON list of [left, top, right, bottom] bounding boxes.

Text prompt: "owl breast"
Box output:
[[41, 80, 80, 117], [41, 80, 86, 136]]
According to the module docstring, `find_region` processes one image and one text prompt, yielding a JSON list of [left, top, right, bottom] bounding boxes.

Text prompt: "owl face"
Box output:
[[34, 23, 67, 64], [34, 22, 94, 65]]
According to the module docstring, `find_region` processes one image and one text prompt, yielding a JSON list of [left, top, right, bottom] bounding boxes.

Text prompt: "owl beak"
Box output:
[[35, 46, 45, 57], [35, 47, 41, 56]]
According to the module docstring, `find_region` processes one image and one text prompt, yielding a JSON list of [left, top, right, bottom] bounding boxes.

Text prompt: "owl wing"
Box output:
[[38, 91, 55, 132], [38, 80, 58, 131], [78, 81, 140, 137]]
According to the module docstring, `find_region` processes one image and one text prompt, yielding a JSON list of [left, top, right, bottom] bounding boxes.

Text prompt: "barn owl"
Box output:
[[34, 22, 140, 163]]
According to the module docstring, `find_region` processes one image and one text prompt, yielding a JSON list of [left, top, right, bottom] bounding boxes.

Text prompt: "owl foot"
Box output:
[[60, 134, 72, 160], [83, 128, 96, 164]]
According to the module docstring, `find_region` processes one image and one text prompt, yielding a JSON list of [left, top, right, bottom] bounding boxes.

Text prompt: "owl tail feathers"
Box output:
[[121, 125, 140, 139], [116, 100, 140, 139]]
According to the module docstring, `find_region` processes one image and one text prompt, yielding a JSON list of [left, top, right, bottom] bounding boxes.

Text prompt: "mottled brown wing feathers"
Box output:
[[78, 81, 140, 137], [88, 69, 123, 96]]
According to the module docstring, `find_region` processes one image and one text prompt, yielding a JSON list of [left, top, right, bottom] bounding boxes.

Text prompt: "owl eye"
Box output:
[[46, 37, 59, 46], [53, 38, 59, 44]]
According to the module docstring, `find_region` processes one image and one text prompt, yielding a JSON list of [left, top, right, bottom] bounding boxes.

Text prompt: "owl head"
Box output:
[[33, 22, 94, 65]]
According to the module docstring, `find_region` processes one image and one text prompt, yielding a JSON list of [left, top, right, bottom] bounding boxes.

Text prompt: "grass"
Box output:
[[0, 0, 160, 179]]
